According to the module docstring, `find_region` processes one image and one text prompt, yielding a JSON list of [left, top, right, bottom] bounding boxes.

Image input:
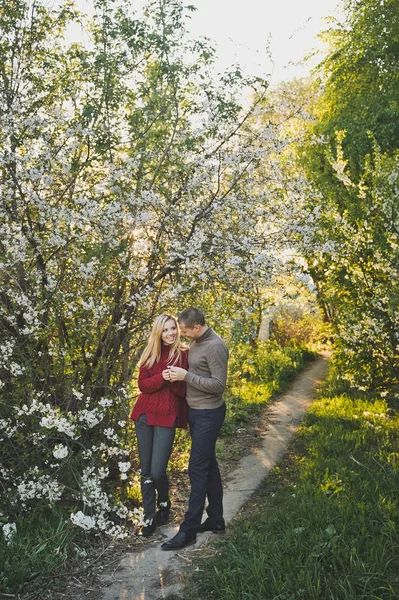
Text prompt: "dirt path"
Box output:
[[97, 353, 330, 600]]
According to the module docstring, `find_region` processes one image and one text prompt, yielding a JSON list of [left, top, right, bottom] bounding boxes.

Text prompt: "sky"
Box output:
[[185, 0, 342, 85], [73, 0, 343, 86]]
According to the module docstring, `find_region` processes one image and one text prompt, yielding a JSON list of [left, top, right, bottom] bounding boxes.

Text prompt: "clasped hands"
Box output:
[[162, 366, 187, 382]]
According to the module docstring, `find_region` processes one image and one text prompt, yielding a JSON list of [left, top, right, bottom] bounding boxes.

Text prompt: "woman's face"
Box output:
[[161, 319, 178, 346]]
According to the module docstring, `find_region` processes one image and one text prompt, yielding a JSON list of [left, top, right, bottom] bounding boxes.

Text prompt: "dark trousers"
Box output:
[[180, 403, 226, 536], [135, 413, 176, 520]]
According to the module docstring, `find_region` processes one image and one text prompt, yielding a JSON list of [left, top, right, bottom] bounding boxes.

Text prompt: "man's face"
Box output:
[[178, 322, 202, 340]]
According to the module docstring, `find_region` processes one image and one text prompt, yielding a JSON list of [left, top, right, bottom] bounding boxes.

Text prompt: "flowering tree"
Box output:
[[0, 0, 287, 536]]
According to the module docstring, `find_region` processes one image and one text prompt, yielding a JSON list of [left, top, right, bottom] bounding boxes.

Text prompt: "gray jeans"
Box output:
[[135, 413, 176, 520]]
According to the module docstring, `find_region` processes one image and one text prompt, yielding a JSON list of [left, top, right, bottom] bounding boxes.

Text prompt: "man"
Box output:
[[161, 307, 229, 551]]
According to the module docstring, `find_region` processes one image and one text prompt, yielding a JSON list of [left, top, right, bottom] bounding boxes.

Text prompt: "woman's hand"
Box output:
[[162, 368, 171, 381]]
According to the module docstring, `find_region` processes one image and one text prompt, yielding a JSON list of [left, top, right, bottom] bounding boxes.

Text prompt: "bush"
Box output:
[[223, 340, 317, 429], [270, 305, 330, 350], [229, 340, 316, 387]]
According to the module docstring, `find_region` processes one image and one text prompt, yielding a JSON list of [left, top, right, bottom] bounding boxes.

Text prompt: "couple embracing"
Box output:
[[130, 308, 229, 550]]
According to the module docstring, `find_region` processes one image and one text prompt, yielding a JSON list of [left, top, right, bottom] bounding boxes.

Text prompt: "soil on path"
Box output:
[[23, 354, 329, 600]]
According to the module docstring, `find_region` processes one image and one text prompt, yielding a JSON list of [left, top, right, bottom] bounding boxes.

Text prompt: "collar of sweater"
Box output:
[[161, 343, 173, 355], [194, 326, 213, 344]]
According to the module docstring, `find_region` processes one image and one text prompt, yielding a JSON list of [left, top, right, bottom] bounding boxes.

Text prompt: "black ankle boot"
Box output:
[[155, 500, 171, 526], [141, 517, 156, 537]]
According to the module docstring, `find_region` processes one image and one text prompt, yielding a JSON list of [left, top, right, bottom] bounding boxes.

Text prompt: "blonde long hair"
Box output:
[[139, 314, 184, 369]]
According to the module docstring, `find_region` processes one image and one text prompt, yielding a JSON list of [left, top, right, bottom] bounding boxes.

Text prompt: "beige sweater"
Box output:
[[184, 327, 229, 410]]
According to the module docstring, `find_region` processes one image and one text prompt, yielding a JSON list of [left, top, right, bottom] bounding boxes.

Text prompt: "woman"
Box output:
[[130, 314, 188, 536]]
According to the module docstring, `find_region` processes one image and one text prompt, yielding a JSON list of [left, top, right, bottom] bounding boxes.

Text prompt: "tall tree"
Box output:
[[285, 0, 399, 395], [315, 0, 399, 176]]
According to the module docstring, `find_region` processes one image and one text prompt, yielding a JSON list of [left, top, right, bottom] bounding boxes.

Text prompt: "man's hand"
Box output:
[[169, 366, 187, 381]]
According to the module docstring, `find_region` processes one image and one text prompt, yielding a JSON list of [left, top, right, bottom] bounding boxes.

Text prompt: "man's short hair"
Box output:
[[178, 307, 206, 328]]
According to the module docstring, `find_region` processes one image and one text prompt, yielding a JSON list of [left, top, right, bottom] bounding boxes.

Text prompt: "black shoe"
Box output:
[[155, 500, 171, 526], [141, 518, 156, 537], [197, 519, 226, 534], [161, 531, 197, 551]]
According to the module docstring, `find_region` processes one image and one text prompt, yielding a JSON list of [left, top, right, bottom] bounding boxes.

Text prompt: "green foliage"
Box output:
[[270, 306, 331, 350], [315, 0, 399, 176], [168, 426, 191, 472], [222, 341, 316, 431], [230, 340, 316, 387], [182, 391, 399, 600]]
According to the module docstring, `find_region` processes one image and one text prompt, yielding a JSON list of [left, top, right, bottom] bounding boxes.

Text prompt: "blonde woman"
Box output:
[[130, 314, 188, 536]]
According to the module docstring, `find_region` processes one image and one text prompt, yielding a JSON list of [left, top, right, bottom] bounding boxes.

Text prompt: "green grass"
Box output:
[[0, 507, 86, 595], [181, 393, 399, 600]]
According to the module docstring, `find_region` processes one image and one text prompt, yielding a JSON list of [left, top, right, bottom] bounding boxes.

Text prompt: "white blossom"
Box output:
[[1, 522, 17, 545], [52, 444, 69, 459], [70, 511, 96, 531]]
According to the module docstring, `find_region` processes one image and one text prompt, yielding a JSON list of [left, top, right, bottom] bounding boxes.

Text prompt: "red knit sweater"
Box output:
[[130, 345, 188, 428]]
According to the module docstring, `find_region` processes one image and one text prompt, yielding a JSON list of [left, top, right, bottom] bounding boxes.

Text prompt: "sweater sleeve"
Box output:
[[138, 366, 166, 393], [184, 344, 228, 394]]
